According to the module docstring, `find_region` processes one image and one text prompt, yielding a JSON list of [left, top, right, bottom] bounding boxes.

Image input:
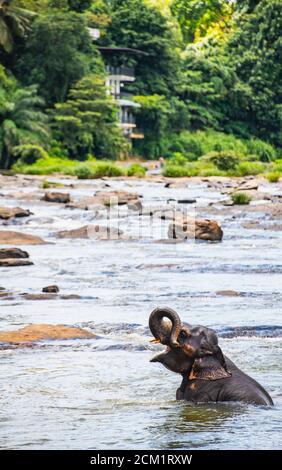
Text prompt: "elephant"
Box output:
[[149, 307, 273, 406]]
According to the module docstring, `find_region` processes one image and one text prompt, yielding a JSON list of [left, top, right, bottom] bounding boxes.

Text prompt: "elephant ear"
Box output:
[[188, 352, 232, 381]]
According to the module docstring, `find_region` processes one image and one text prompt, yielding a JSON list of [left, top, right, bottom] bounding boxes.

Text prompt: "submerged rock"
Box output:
[[168, 217, 223, 241], [57, 224, 123, 240], [22, 293, 81, 300], [0, 258, 33, 267], [0, 207, 32, 220], [216, 290, 241, 297], [0, 230, 47, 245], [43, 192, 71, 203], [0, 324, 96, 344], [42, 285, 60, 293], [0, 248, 29, 259]]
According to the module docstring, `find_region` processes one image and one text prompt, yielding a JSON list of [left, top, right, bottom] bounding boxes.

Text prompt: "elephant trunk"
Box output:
[[149, 307, 182, 347]]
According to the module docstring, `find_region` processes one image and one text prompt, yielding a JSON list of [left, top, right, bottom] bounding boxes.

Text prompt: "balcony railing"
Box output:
[[120, 112, 136, 125], [106, 66, 135, 79]]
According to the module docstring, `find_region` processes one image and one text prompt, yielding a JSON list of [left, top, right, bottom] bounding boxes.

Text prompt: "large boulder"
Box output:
[[57, 224, 123, 240], [0, 248, 29, 259], [43, 192, 71, 203], [0, 230, 47, 245], [168, 217, 223, 241], [0, 207, 32, 220], [0, 324, 96, 344], [42, 285, 60, 293]]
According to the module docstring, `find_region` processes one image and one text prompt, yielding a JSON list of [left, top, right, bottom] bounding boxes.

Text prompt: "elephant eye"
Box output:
[[178, 331, 187, 340]]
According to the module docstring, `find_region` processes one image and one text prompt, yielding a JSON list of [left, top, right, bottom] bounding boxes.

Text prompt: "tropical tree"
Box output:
[[133, 94, 172, 159], [228, 0, 282, 145], [53, 74, 127, 159], [0, 70, 49, 168], [171, 0, 233, 43], [16, 11, 104, 105], [0, 0, 35, 53], [103, 0, 181, 97]]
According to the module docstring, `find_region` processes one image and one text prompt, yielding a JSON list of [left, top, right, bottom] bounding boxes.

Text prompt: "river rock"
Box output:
[[178, 198, 197, 204], [0, 258, 33, 267], [216, 290, 241, 297], [66, 197, 105, 211], [57, 224, 123, 240], [0, 248, 29, 259], [236, 179, 260, 191], [127, 200, 143, 211], [0, 231, 47, 245], [22, 293, 81, 300], [0, 324, 96, 344], [43, 192, 71, 203], [42, 285, 60, 293], [168, 217, 223, 241], [0, 207, 32, 220], [93, 190, 141, 206]]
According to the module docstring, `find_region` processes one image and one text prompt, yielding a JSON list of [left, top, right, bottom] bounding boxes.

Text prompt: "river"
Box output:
[[0, 175, 281, 449]]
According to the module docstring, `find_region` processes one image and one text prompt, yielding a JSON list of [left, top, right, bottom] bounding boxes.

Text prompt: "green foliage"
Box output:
[[166, 130, 248, 160], [12, 143, 49, 164], [74, 161, 124, 178], [165, 130, 278, 165], [266, 172, 281, 183], [127, 163, 146, 177], [171, 0, 233, 43], [163, 163, 198, 177], [42, 179, 64, 189], [228, 0, 282, 146], [0, 77, 50, 168], [105, 0, 181, 95], [67, 0, 92, 12], [16, 11, 104, 105], [231, 192, 252, 205], [53, 74, 127, 160], [0, 0, 35, 53], [133, 94, 170, 159], [236, 161, 264, 176], [202, 151, 241, 171], [245, 139, 277, 162], [13, 156, 125, 177], [1, 0, 281, 175], [169, 152, 187, 165]]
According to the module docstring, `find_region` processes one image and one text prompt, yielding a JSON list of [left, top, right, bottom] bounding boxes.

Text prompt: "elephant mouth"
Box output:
[[150, 345, 171, 363]]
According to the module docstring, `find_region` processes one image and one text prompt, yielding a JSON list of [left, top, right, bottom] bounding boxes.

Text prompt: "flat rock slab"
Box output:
[[216, 290, 241, 297], [0, 248, 29, 259], [0, 258, 33, 267], [43, 192, 71, 203], [0, 207, 32, 219], [93, 190, 141, 206], [66, 198, 105, 211], [0, 230, 47, 245], [0, 324, 96, 344], [57, 225, 123, 240]]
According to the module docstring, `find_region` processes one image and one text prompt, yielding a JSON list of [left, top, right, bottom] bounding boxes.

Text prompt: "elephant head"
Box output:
[[149, 307, 231, 380]]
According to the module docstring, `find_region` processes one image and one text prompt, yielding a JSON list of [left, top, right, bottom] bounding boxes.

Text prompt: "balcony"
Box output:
[[106, 66, 135, 82]]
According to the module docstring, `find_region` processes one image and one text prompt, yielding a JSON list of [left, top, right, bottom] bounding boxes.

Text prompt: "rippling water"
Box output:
[[0, 177, 281, 449]]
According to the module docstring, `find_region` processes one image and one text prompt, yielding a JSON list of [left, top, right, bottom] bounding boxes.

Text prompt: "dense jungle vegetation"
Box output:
[[0, 0, 281, 177]]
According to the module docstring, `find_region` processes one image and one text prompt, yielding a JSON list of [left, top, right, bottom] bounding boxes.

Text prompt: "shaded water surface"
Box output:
[[0, 177, 281, 449]]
